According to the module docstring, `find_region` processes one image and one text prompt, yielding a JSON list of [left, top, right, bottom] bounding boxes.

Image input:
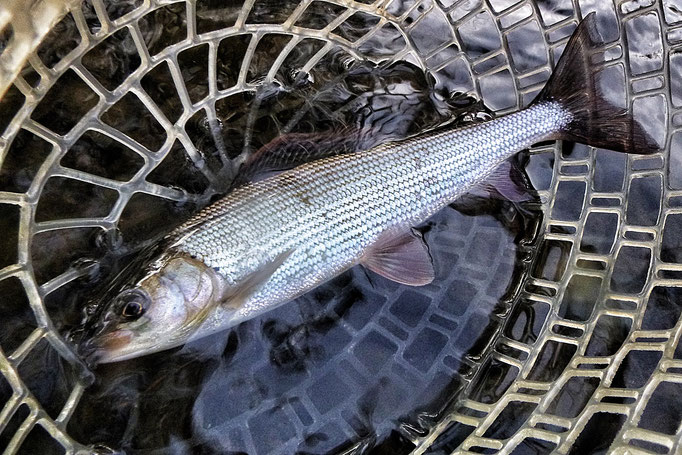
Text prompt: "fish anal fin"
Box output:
[[362, 229, 434, 286], [472, 159, 534, 203]]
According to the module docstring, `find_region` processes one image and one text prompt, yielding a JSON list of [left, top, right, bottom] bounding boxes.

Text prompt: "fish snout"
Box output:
[[77, 337, 104, 365]]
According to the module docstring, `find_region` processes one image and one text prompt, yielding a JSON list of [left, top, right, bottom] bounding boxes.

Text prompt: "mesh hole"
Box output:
[[403, 327, 449, 372], [626, 175, 662, 226], [0, 278, 37, 354], [0, 403, 29, 452], [612, 350, 662, 388], [332, 11, 382, 42], [610, 246, 651, 294], [527, 340, 576, 382], [482, 401, 536, 439], [19, 64, 41, 88], [16, 339, 75, 420], [546, 376, 600, 418], [479, 69, 516, 111], [628, 439, 669, 455], [216, 34, 251, 91], [247, 34, 293, 82], [195, 0, 240, 34], [671, 53, 682, 108], [36, 13, 81, 68], [358, 23, 408, 58], [626, 13, 664, 76], [105, 0, 143, 21], [215, 90, 263, 150], [16, 423, 65, 455], [505, 299, 550, 343], [458, 11, 501, 58], [594, 148, 626, 192], [568, 412, 626, 455], [353, 330, 398, 374], [537, 0, 573, 25], [80, 0, 103, 35], [507, 20, 548, 72], [638, 381, 682, 435], [295, 1, 348, 29], [642, 287, 682, 330], [429, 421, 476, 453], [469, 358, 519, 404], [551, 181, 586, 221], [31, 228, 102, 285], [246, 0, 300, 25], [31, 70, 99, 136], [440, 280, 477, 316], [0, 204, 19, 269], [146, 139, 210, 194], [101, 93, 166, 151], [61, 130, 144, 181], [581, 212, 618, 255], [81, 28, 141, 91], [140, 61, 184, 124], [533, 239, 571, 281], [510, 437, 557, 454], [489, 0, 522, 13], [585, 315, 632, 356], [35, 178, 118, 223], [141, 3, 187, 56], [408, 9, 454, 54], [559, 275, 601, 322], [177, 44, 210, 104], [118, 192, 196, 241], [661, 213, 682, 263], [0, 85, 25, 136]]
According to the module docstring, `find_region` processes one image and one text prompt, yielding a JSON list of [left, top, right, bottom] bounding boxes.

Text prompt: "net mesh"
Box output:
[[0, 0, 680, 453]]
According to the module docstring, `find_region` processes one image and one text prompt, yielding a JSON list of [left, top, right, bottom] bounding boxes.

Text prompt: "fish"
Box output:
[[79, 13, 658, 364]]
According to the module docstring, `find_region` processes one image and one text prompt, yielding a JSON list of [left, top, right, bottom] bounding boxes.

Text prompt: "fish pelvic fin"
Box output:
[[533, 12, 659, 155], [362, 229, 435, 286]]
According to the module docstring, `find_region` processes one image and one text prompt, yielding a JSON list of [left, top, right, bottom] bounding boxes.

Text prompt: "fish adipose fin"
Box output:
[[362, 229, 434, 286], [535, 12, 659, 155]]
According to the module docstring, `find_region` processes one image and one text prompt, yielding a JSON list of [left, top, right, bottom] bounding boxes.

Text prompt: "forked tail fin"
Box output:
[[533, 12, 659, 154]]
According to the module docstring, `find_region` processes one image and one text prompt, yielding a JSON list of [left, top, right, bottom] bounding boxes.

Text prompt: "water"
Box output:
[[0, 0, 676, 454]]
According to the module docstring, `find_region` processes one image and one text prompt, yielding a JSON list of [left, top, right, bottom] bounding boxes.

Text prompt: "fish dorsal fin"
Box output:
[[361, 229, 434, 286]]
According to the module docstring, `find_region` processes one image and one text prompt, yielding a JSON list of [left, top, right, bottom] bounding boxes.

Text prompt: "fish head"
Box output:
[[81, 251, 225, 364]]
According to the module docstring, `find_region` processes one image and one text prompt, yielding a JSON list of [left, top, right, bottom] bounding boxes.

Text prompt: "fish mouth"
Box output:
[[78, 330, 134, 365]]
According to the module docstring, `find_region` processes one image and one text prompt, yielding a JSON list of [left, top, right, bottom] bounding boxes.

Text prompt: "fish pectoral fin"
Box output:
[[183, 248, 294, 344], [220, 248, 294, 308], [361, 229, 434, 286]]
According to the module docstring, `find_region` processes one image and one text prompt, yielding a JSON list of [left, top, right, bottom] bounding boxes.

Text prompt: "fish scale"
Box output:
[[172, 102, 570, 330]]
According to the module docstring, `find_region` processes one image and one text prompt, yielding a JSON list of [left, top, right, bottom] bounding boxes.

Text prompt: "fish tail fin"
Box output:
[[533, 12, 659, 155]]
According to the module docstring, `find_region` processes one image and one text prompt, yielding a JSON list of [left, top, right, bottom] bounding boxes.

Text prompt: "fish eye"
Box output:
[[118, 290, 149, 320]]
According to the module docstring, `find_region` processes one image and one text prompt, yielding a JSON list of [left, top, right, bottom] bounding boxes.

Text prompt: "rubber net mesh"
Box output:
[[0, 0, 680, 454]]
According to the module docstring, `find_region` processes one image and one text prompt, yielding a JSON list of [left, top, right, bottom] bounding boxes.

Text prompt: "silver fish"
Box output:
[[80, 13, 657, 363]]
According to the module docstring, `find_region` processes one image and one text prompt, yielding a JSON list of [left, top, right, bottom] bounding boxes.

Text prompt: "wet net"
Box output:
[[0, 0, 680, 454]]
